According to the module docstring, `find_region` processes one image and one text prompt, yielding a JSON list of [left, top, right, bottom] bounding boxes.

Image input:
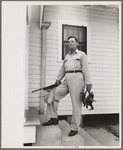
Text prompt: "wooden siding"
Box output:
[[44, 5, 119, 115], [28, 22, 41, 110]]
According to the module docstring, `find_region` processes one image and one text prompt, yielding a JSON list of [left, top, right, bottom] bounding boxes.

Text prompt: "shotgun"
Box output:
[[32, 82, 61, 93]]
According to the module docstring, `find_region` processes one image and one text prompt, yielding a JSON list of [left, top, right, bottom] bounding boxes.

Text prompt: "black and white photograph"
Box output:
[[2, 1, 122, 148]]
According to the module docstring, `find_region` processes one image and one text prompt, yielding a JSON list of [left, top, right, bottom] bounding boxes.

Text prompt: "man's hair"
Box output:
[[68, 36, 78, 42]]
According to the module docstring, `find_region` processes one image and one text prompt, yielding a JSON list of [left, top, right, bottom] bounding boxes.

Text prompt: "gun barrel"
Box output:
[[32, 82, 61, 93], [32, 88, 43, 93]]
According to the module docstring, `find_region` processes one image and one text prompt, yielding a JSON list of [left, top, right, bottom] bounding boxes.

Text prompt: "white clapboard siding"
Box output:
[[58, 105, 119, 111], [46, 61, 62, 67], [29, 47, 41, 52], [45, 48, 58, 53], [44, 6, 117, 22], [46, 43, 58, 49], [44, 5, 119, 115], [91, 54, 119, 60], [91, 52, 119, 57], [60, 96, 119, 102], [90, 63, 118, 69], [29, 42, 41, 48], [59, 101, 119, 106], [29, 51, 41, 57], [29, 61, 41, 65], [46, 75, 119, 82], [29, 75, 41, 79], [28, 97, 41, 102], [28, 21, 41, 109], [29, 78, 41, 84], [91, 32, 118, 38], [29, 38, 41, 43], [92, 84, 119, 89], [91, 44, 118, 49], [89, 67, 119, 72], [90, 60, 119, 65], [28, 103, 40, 108], [29, 70, 41, 75], [90, 72, 119, 77], [58, 109, 119, 115], [46, 57, 58, 62], [29, 65, 41, 70]]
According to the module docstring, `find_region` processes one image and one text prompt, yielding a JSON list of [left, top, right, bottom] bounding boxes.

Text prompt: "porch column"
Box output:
[[40, 21, 51, 114]]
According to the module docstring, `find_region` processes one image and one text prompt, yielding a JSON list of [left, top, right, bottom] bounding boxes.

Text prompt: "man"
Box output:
[[43, 36, 92, 136]]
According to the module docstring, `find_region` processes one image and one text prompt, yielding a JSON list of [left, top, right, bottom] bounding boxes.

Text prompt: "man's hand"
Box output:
[[55, 80, 61, 85], [86, 84, 92, 92]]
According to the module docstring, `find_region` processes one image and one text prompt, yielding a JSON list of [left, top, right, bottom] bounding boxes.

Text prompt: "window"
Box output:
[[62, 24, 87, 60], [58, 19, 91, 63]]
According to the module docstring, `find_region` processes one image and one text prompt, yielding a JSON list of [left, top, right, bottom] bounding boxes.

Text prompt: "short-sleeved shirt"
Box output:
[[57, 49, 91, 84]]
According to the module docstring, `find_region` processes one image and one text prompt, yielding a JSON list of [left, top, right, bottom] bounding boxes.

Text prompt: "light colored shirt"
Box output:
[[57, 49, 91, 84]]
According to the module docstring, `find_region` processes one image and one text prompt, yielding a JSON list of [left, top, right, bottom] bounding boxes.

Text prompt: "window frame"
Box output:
[[62, 24, 87, 60], [58, 19, 91, 63]]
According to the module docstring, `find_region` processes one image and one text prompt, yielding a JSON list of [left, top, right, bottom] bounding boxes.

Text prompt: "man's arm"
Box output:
[[80, 53, 92, 91]]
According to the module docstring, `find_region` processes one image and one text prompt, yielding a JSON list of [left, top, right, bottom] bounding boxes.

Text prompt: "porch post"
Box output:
[[40, 21, 51, 114]]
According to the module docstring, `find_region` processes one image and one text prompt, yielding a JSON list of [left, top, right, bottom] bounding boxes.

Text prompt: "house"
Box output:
[[24, 4, 120, 144], [2, 3, 121, 147], [27, 5, 120, 115]]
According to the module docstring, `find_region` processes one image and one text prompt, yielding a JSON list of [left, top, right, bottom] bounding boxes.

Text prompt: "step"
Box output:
[[23, 126, 36, 144], [32, 115, 62, 146], [23, 107, 40, 144], [58, 120, 84, 146], [59, 120, 102, 146], [83, 128, 119, 146], [33, 115, 84, 147], [33, 125, 62, 146], [24, 107, 40, 126], [79, 127, 102, 146], [32, 115, 102, 147]]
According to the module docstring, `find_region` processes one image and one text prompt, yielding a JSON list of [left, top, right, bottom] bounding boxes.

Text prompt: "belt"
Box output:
[[65, 70, 82, 73]]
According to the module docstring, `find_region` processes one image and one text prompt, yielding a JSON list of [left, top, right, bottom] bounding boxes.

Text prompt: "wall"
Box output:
[[43, 5, 119, 115], [2, 3, 26, 147]]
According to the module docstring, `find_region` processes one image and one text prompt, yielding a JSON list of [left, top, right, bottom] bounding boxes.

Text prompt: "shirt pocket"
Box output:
[[73, 58, 81, 68]]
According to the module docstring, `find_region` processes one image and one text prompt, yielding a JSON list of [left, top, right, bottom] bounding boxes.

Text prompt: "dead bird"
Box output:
[[81, 91, 96, 110]]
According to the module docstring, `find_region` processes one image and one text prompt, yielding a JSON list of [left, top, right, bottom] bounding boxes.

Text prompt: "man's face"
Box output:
[[68, 38, 78, 50]]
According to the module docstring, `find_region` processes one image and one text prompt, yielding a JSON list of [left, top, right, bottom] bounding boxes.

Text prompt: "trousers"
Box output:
[[46, 72, 85, 131]]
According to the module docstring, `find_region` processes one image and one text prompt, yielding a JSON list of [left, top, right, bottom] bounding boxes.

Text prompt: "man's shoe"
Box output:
[[68, 130, 78, 136], [42, 118, 58, 126]]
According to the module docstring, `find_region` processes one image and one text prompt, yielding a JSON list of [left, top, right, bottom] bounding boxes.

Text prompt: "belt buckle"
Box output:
[[74, 70, 76, 73]]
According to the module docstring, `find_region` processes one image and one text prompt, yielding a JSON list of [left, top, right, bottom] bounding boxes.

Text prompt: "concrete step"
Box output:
[[83, 127, 119, 146], [58, 120, 84, 146], [23, 126, 36, 144], [33, 115, 84, 147], [32, 115, 102, 147], [59, 120, 102, 146], [33, 115, 62, 146], [33, 125, 62, 146], [79, 127, 102, 146], [24, 107, 40, 126], [23, 107, 40, 144]]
